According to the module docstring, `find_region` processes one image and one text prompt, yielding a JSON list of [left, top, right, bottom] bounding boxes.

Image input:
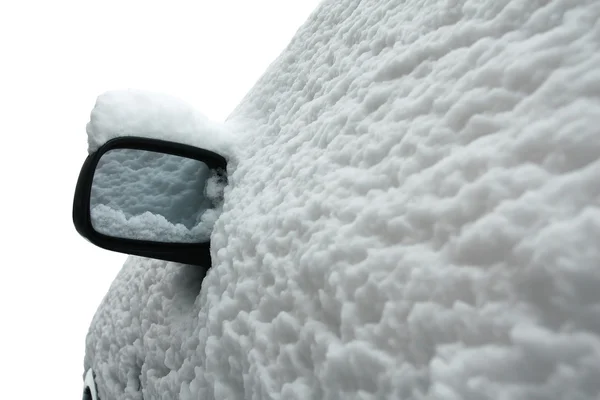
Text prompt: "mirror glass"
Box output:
[[90, 148, 224, 243]]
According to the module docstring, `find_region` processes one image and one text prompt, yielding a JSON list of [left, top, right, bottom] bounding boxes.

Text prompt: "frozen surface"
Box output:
[[90, 148, 224, 242], [85, 0, 600, 399]]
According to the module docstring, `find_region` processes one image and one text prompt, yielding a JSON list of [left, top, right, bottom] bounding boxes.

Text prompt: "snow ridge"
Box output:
[[86, 0, 600, 399]]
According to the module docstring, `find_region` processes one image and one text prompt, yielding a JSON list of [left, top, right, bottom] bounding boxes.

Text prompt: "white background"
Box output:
[[0, 1, 320, 397]]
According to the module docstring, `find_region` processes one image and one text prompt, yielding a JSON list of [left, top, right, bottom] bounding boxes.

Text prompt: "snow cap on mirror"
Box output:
[[86, 89, 235, 159]]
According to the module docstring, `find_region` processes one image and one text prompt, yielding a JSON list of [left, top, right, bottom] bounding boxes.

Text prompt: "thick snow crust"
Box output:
[[85, 1, 600, 399]]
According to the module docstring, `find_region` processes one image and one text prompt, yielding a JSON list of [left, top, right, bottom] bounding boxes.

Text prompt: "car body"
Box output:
[[80, 0, 600, 399]]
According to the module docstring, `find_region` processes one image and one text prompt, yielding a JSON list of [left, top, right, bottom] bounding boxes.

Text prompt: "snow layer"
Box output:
[[90, 148, 223, 242], [86, 89, 235, 158], [85, 0, 600, 399]]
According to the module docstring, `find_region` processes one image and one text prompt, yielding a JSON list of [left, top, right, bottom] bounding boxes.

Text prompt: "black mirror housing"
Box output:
[[73, 136, 227, 267]]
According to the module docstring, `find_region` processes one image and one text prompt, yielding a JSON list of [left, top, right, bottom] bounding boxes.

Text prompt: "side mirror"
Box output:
[[73, 136, 227, 266]]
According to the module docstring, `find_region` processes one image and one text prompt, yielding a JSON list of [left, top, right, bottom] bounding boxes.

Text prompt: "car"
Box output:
[[74, 0, 600, 399]]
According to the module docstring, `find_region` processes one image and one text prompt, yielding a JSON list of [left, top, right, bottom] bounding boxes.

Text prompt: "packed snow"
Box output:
[[90, 148, 224, 242], [84, 0, 600, 399]]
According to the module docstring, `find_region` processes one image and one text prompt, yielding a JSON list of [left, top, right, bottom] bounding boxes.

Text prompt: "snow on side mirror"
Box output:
[[73, 136, 227, 267]]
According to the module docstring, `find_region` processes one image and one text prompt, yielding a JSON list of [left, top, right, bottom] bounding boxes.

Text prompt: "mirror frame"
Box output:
[[73, 136, 227, 267]]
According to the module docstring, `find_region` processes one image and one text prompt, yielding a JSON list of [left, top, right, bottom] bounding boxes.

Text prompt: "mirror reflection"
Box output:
[[90, 148, 224, 243]]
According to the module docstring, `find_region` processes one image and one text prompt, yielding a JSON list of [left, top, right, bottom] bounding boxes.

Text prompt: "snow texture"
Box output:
[[90, 148, 223, 243], [86, 89, 235, 158], [85, 0, 600, 399]]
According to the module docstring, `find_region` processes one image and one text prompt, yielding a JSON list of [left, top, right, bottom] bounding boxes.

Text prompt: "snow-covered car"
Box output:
[[75, 0, 600, 399]]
